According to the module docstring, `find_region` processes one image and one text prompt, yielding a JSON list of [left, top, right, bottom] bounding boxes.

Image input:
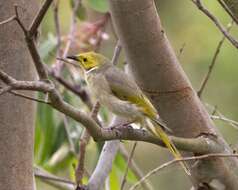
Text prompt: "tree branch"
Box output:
[[28, 0, 54, 36], [0, 69, 54, 93], [8, 90, 51, 104]]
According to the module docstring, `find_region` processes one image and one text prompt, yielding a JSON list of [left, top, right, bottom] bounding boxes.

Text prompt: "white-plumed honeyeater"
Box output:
[[67, 51, 190, 175]]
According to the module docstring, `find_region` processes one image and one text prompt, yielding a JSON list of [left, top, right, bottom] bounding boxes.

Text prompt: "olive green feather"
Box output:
[[103, 65, 158, 118]]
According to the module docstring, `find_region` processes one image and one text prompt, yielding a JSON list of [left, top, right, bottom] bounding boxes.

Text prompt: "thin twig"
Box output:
[[217, 0, 238, 25], [35, 171, 75, 185], [211, 115, 238, 130], [13, 5, 28, 34], [112, 41, 122, 65], [197, 22, 233, 97], [129, 153, 238, 190], [120, 142, 138, 190], [28, 0, 54, 36], [75, 130, 91, 186], [191, 0, 238, 49], [0, 15, 16, 25], [119, 145, 153, 190], [9, 90, 51, 104], [34, 166, 76, 190], [207, 103, 238, 130]]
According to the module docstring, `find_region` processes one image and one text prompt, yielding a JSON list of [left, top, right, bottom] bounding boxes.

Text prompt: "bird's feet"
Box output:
[[110, 120, 135, 130]]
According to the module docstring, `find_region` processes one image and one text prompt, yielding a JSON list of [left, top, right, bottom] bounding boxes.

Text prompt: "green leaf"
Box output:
[[35, 104, 56, 165], [34, 112, 43, 163], [86, 0, 109, 13], [110, 165, 120, 190]]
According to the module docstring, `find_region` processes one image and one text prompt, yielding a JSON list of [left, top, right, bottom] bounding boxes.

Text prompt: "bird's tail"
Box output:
[[149, 118, 191, 176]]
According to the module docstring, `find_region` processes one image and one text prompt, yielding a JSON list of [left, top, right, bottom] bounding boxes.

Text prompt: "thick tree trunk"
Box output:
[[0, 1, 38, 189], [109, 0, 238, 189]]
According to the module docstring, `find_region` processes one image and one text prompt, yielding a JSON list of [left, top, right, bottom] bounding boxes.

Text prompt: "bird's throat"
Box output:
[[85, 66, 99, 74]]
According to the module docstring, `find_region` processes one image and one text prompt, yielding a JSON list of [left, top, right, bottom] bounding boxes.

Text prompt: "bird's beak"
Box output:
[[66, 55, 79, 61], [56, 57, 81, 68]]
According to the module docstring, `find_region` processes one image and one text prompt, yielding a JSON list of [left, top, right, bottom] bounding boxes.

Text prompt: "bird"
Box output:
[[67, 51, 190, 175]]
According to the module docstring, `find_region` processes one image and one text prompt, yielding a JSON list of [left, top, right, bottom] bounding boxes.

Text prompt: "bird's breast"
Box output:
[[86, 73, 111, 100]]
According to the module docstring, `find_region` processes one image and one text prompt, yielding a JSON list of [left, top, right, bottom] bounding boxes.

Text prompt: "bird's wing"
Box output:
[[104, 66, 158, 118]]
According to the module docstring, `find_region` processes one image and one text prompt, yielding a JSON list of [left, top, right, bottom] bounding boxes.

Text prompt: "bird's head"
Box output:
[[67, 51, 108, 71]]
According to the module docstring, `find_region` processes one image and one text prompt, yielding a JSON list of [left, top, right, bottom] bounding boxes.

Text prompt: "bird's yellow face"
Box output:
[[67, 51, 107, 71]]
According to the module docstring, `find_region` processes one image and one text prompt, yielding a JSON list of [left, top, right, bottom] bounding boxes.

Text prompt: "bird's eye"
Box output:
[[83, 58, 87, 62]]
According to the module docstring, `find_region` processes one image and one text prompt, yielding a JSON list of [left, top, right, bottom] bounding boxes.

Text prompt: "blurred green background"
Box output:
[[35, 0, 238, 189]]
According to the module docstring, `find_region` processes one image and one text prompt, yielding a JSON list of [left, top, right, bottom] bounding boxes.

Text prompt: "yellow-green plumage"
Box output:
[[67, 51, 190, 176]]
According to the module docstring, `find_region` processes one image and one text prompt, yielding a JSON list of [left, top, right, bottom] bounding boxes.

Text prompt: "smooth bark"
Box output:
[[0, 1, 38, 189]]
